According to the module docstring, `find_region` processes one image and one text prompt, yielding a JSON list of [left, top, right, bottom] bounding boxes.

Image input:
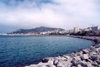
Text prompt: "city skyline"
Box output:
[[0, 0, 100, 33]]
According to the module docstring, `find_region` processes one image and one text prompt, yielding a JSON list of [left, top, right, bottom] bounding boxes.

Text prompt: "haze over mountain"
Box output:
[[10, 26, 64, 34], [0, 0, 100, 33]]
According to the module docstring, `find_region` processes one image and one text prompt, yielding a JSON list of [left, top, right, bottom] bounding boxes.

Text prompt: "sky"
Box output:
[[0, 0, 100, 33]]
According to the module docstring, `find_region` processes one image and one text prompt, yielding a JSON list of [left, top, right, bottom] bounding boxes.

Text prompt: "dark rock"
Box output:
[[95, 44, 100, 48], [84, 59, 89, 62], [80, 63, 87, 67], [69, 53, 76, 57], [42, 58, 49, 63], [53, 59, 58, 65], [90, 47, 96, 51], [92, 62, 99, 67], [89, 52, 97, 56], [93, 39, 98, 44], [96, 60, 100, 65], [78, 61, 88, 67], [90, 55, 98, 61], [71, 60, 78, 66], [82, 50, 88, 54]]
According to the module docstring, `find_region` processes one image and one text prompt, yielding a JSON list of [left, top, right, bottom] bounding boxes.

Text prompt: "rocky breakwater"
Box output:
[[25, 36, 100, 67]]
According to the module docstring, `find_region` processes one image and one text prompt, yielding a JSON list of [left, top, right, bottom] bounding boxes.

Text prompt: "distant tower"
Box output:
[[74, 27, 79, 33]]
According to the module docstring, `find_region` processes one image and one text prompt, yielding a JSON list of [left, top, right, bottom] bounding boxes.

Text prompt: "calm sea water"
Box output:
[[0, 36, 93, 67]]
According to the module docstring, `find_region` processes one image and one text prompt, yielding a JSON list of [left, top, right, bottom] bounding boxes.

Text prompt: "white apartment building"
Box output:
[[74, 27, 80, 33]]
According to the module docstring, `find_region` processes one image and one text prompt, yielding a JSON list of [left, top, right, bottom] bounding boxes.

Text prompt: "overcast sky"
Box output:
[[0, 0, 100, 33]]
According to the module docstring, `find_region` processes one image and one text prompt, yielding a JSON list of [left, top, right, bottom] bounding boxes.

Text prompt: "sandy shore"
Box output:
[[25, 36, 100, 67]]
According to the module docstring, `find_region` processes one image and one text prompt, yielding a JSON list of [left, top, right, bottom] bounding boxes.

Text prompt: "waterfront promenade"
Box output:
[[25, 36, 100, 67]]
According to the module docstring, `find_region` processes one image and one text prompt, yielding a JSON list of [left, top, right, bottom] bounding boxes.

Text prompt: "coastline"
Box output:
[[25, 36, 100, 67]]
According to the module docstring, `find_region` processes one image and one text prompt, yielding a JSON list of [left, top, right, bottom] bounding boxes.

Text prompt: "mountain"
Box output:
[[10, 26, 65, 34]]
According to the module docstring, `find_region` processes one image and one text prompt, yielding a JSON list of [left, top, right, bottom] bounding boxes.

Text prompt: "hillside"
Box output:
[[10, 26, 64, 34]]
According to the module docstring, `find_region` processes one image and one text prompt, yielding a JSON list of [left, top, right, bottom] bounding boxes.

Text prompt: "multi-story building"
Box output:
[[91, 26, 100, 32], [74, 27, 80, 33], [83, 27, 92, 31]]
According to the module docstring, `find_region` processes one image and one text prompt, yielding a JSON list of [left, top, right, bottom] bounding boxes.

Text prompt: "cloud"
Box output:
[[0, 0, 100, 31]]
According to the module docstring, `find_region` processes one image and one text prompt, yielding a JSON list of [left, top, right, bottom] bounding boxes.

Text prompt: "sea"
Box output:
[[0, 35, 93, 67]]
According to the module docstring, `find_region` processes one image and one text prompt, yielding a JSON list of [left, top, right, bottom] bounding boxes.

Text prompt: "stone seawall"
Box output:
[[25, 36, 100, 67]]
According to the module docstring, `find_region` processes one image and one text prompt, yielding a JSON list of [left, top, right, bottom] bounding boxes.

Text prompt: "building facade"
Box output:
[[74, 27, 80, 33], [91, 26, 100, 32]]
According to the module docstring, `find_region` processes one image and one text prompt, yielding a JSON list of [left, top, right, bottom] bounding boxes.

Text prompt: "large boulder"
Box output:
[[89, 52, 97, 56], [71, 60, 79, 66], [73, 56, 81, 61], [95, 44, 100, 48], [56, 60, 68, 67], [78, 61, 88, 67], [42, 58, 49, 63], [90, 47, 96, 51], [76, 51, 83, 56], [96, 60, 100, 65], [95, 48, 100, 53], [91, 61, 99, 67], [90, 55, 98, 61], [37, 64, 55, 67], [63, 55, 71, 60], [80, 54, 89, 60], [53, 59, 59, 65], [82, 49, 89, 54]]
